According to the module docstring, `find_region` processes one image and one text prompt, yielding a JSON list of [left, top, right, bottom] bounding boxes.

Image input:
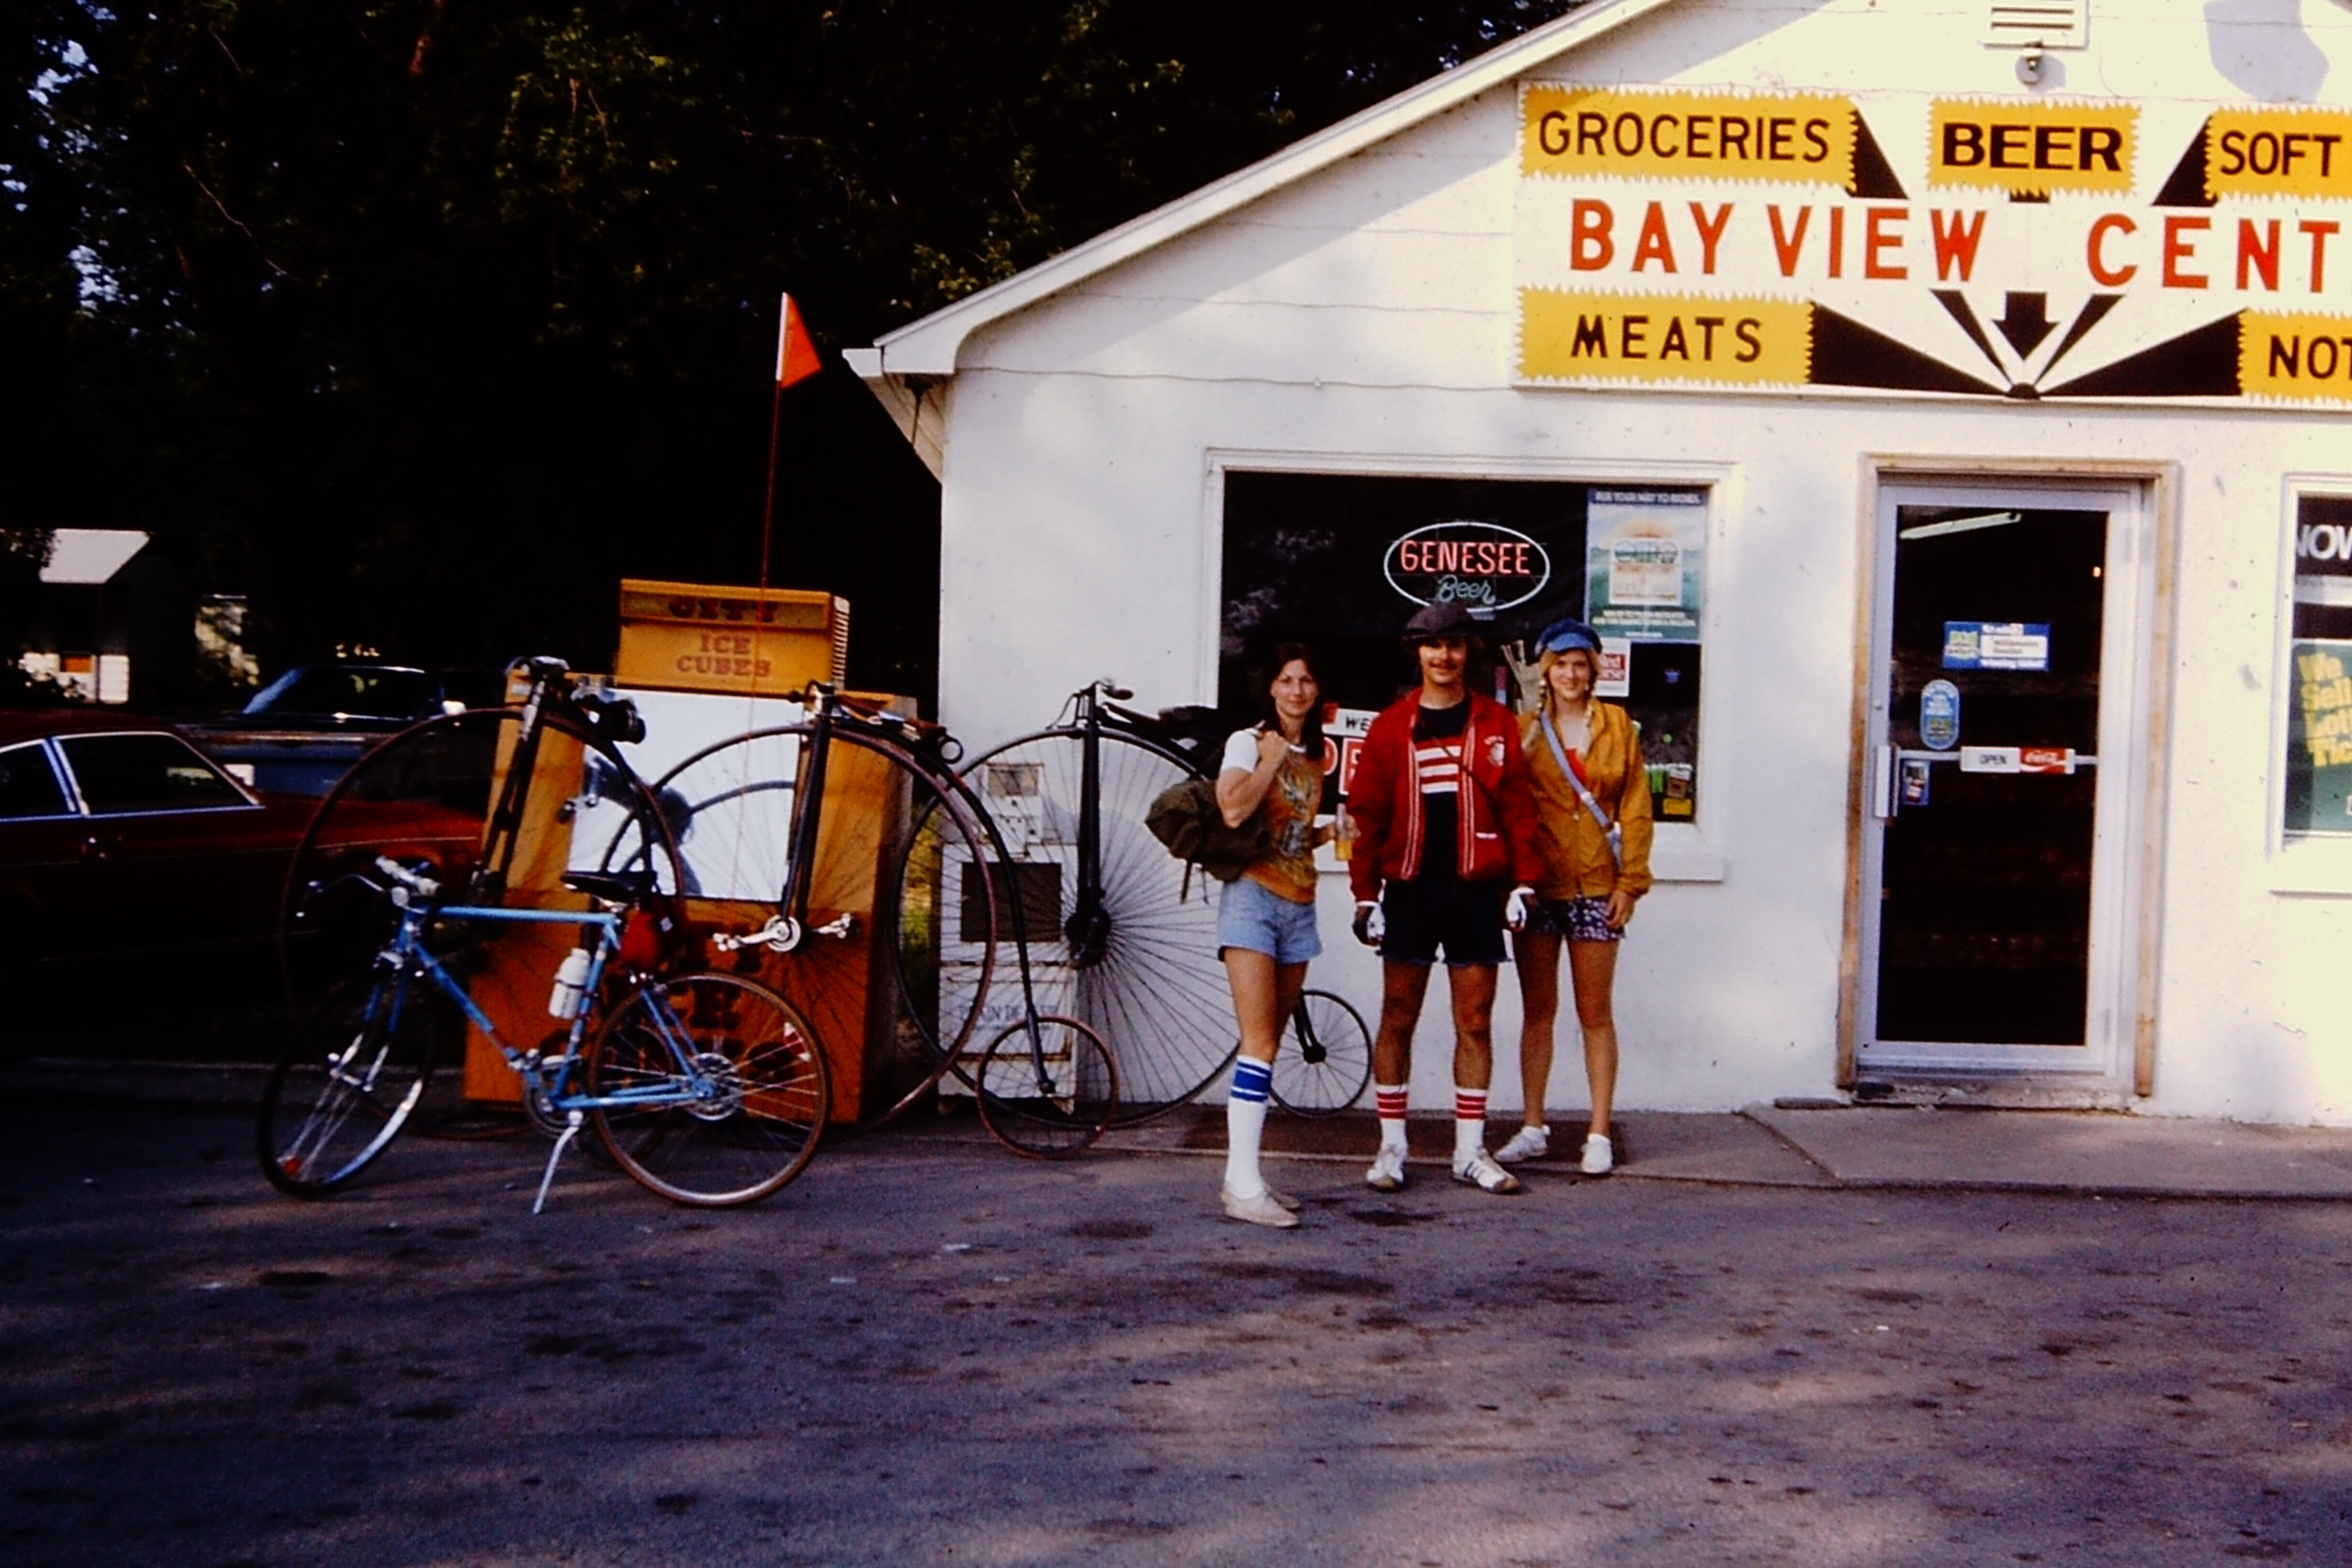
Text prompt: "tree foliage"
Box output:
[[4, 1, 1579, 705]]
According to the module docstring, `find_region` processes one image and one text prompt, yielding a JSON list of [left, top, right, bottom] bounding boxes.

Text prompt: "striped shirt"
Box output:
[[1412, 700, 1470, 882]]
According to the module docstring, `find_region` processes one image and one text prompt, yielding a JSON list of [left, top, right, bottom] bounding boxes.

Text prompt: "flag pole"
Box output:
[[757, 296, 791, 601]]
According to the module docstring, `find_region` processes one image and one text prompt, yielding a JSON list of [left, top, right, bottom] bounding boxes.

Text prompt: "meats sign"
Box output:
[[1515, 83, 2352, 404]]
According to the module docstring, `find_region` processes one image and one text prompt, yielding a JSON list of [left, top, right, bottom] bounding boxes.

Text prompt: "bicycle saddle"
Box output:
[[560, 867, 658, 903]]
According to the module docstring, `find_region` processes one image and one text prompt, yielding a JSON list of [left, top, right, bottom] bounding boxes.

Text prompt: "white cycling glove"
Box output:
[[1352, 900, 1385, 947], [1504, 885, 1536, 932]]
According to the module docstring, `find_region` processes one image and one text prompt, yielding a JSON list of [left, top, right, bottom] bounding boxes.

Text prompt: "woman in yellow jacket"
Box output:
[[1496, 619, 1653, 1176]]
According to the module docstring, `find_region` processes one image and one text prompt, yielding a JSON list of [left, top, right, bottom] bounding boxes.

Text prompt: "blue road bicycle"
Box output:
[[257, 857, 829, 1208]]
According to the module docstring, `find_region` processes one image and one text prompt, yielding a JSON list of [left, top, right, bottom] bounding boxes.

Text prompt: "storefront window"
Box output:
[[2286, 494, 2352, 840], [1219, 472, 1704, 821]]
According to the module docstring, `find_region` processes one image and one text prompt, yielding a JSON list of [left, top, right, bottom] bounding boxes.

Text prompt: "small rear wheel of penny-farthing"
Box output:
[[973, 1014, 1119, 1159]]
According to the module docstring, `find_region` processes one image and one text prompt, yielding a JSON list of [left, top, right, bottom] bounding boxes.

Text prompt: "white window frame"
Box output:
[[2270, 475, 2352, 894], [1200, 448, 1738, 884]]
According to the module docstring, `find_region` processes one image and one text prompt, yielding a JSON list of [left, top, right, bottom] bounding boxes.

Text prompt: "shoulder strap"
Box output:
[[1537, 709, 1623, 870]]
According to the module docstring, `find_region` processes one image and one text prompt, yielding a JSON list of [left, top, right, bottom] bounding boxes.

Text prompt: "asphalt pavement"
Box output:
[[4, 1088, 2350, 1567]]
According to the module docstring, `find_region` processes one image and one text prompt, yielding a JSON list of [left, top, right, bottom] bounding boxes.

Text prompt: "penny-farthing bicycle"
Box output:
[[644, 687, 1118, 1157], [956, 680, 1244, 1124]]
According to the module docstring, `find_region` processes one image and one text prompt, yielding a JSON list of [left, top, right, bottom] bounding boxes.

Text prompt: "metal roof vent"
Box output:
[[1984, 1, 2088, 49]]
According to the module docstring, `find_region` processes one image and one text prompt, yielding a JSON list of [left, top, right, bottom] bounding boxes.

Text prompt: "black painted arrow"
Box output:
[[1994, 292, 2057, 358]]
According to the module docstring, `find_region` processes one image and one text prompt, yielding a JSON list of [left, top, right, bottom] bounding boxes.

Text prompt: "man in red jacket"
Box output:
[[1346, 602, 1543, 1195]]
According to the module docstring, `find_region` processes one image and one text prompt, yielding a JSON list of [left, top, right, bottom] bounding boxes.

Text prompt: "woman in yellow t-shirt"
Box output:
[[1497, 619, 1653, 1177], [1212, 643, 1332, 1228]]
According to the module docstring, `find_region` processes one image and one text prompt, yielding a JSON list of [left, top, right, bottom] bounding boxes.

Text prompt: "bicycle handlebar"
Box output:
[[373, 855, 441, 899]]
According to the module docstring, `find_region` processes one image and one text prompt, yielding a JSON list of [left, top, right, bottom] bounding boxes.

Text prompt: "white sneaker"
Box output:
[[1365, 1144, 1409, 1192], [1265, 1186, 1302, 1213], [1452, 1148, 1522, 1194], [1222, 1186, 1300, 1228], [1494, 1125, 1550, 1165], [1580, 1134, 1614, 1176]]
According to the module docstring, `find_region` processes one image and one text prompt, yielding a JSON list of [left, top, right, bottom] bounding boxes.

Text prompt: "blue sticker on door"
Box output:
[[1919, 678, 1961, 750], [1943, 622, 2050, 671]]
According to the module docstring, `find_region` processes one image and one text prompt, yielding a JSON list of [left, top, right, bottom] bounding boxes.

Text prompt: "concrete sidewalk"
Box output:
[[1095, 1099, 2352, 1200], [14, 1055, 2352, 1199]]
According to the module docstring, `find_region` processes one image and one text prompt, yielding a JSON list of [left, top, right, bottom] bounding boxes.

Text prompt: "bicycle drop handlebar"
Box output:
[[373, 855, 441, 900]]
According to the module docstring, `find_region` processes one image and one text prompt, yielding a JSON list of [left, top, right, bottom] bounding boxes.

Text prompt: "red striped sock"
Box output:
[[1375, 1084, 1409, 1151], [1455, 1085, 1488, 1163]]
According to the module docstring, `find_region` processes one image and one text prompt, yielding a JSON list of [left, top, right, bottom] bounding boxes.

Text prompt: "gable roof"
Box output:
[[845, 0, 1685, 438]]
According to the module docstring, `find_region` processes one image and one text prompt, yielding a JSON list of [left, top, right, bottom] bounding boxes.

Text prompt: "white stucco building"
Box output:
[[850, 0, 2352, 1124]]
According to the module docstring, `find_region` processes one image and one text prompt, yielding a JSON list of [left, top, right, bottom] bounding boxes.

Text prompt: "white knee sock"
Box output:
[[1225, 1058, 1273, 1199], [1454, 1084, 1488, 1164]]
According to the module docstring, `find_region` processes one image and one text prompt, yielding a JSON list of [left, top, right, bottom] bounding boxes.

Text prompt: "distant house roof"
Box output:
[[40, 530, 151, 585]]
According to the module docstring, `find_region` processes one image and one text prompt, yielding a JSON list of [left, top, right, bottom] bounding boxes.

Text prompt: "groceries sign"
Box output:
[[1515, 84, 2352, 403]]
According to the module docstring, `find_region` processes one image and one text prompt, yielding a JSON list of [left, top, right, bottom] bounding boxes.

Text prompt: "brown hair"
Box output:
[[1259, 642, 1326, 760]]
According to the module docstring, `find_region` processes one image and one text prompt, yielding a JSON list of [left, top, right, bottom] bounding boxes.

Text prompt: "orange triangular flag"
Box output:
[[775, 293, 822, 387]]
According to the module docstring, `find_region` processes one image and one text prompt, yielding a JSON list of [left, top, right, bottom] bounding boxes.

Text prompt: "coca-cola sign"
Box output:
[[1382, 521, 1553, 616]]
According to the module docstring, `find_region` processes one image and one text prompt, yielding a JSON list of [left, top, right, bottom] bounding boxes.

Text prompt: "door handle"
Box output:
[[1870, 743, 1899, 821], [80, 834, 121, 861]]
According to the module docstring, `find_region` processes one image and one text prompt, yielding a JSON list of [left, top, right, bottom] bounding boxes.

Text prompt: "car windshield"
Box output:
[[244, 666, 434, 720]]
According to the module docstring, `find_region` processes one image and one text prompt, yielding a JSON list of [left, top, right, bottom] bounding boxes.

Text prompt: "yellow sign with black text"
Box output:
[[1519, 290, 1812, 386], [2206, 108, 2352, 202], [1925, 99, 2137, 197], [2241, 311, 2352, 403], [1522, 86, 1856, 190]]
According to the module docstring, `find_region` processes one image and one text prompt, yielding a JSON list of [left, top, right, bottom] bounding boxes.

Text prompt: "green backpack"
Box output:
[[1145, 777, 1268, 886]]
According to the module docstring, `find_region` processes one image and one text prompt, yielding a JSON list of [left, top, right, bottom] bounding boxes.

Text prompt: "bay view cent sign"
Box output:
[[1383, 522, 1553, 615], [1515, 84, 2352, 404]]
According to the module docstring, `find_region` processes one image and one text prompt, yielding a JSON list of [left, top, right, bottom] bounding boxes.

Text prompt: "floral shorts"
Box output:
[[1522, 895, 1621, 943]]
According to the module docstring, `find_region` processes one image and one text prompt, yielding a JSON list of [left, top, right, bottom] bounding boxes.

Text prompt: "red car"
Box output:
[[0, 710, 484, 982]]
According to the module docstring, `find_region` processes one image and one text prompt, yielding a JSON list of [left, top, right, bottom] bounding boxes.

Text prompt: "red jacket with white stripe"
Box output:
[[1345, 691, 1543, 904]]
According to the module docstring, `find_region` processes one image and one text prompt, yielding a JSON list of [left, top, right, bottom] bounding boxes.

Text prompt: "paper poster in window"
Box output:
[[1584, 489, 1704, 641]]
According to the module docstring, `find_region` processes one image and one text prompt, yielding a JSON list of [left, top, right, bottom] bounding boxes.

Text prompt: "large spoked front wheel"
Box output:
[[974, 1014, 1118, 1160], [586, 971, 830, 1206], [1271, 988, 1372, 1117], [960, 729, 1232, 1124], [649, 725, 998, 1130], [257, 974, 444, 1197]]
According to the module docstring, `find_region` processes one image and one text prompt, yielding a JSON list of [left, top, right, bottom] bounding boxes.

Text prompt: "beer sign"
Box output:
[[1516, 83, 2352, 405], [1382, 521, 1552, 616]]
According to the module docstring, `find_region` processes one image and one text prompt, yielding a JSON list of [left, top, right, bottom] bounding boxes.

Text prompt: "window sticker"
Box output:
[[1919, 678, 1962, 750], [1942, 621, 2051, 671]]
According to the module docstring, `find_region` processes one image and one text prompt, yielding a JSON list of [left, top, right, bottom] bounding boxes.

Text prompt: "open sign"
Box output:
[[1383, 521, 1554, 614]]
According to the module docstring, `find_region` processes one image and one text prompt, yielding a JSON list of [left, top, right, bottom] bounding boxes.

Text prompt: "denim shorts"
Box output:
[[1521, 894, 1621, 943], [1217, 876, 1323, 965]]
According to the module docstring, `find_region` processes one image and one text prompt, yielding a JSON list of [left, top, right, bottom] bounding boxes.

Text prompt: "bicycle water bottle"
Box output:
[[547, 948, 593, 1019]]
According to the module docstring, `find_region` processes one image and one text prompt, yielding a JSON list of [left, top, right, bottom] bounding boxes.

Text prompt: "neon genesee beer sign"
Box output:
[[1383, 521, 1553, 613]]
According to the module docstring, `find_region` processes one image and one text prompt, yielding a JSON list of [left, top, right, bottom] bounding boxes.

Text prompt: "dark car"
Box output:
[[0, 709, 484, 988], [187, 663, 503, 796]]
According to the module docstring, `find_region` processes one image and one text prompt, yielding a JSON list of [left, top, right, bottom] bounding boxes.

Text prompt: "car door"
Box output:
[[50, 731, 293, 952], [0, 739, 94, 959]]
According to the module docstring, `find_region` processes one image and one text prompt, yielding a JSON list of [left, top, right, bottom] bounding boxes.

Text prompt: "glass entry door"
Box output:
[[1857, 483, 2144, 1074]]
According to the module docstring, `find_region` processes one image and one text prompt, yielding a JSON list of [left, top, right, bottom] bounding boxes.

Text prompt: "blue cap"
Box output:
[[1534, 617, 1601, 655]]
